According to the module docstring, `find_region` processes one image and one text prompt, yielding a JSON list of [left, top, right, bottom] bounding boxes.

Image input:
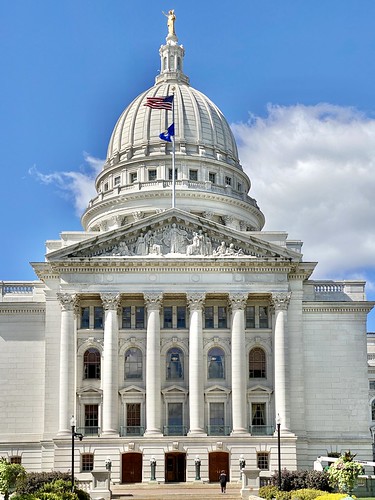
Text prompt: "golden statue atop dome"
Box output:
[[163, 9, 176, 37]]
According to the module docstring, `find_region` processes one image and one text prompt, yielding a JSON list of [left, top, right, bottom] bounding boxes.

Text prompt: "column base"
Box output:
[[56, 430, 71, 438]]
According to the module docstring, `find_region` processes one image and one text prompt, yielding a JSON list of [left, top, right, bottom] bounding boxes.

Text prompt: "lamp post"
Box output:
[[70, 415, 83, 492], [150, 456, 156, 481], [276, 414, 281, 490], [239, 455, 246, 479], [105, 457, 112, 471], [195, 455, 201, 481]]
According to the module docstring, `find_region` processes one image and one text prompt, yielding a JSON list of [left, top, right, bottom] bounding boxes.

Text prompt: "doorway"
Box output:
[[165, 452, 186, 482], [121, 452, 142, 483], [208, 451, 230, 483]]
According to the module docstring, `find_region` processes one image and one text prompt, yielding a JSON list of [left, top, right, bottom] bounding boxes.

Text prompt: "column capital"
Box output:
[[144, 292, 163, 311], [57, 292, 77, 312], [229, 293, 248, 310], [271, 292, 291, 311], [100, 292, 121, 310], [187, 293, 206, 311]]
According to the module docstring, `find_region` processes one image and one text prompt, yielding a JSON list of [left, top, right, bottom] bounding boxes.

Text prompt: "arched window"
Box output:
[[249, 347, 266, 378], [372, 400, 375, 421], [166, 348, 183, 380], [208, 347, 225, 379], [125, 348, 143, 379], [84, 348, 101, 379]]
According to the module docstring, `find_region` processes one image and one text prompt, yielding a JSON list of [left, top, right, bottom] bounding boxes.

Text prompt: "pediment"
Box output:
[[77, 386, 103, 396], [119, 385, 146, 396], [205, 385, 231, 395], [46, 208, 301, 262], [161, 385, 188, 396], [248, 385, 273, 395]]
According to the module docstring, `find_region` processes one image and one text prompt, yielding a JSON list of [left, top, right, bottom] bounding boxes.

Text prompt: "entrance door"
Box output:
[[122, 452, 142, 483], [165, 452, 186, 483], [209, 451, 230, 483]]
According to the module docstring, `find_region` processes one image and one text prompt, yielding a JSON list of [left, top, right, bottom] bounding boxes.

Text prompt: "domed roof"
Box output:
[[107, 82, 241, 169]]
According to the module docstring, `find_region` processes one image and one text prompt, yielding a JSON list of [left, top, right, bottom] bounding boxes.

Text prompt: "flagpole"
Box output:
[[171, 88, 176, 209]]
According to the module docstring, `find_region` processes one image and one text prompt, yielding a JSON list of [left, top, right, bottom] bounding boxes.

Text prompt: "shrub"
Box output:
[[276, 491, 292, 500], [314, 494, 348, 500], [259, 485, 279, 499], [270, 469, 332, 492], [291, 488, 327, 500], [17, 472, 72, 494]]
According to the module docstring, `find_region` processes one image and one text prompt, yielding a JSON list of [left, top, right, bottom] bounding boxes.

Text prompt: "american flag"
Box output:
[[144, 95, 174, 110]]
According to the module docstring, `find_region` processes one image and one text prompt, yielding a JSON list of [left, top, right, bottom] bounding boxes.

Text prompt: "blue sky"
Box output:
[[1, 0, 374, 329]]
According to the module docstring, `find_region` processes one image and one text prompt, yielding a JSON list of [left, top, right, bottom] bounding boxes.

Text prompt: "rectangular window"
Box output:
[[246, 306, 255, 328], [135, 306, 145, 329], [205, 306, 214, 328], [189, 170, 198, 181], [94, 306, 103, 329], [209, 172, 216, 184], [218, 306, 227, 328], [122, 306, 131, 329], [130, 172, 137, 183], [168, 402, 183, 435], [81, 453, 94, 472], [370, 381, 375, 390], [257, 452, 269, 470], [148, 169, 157, 181], [168, 168, 178, 180], [84, 405, 99, 435], [225, 176, 232, 186], [209, 402, 225, 434], [104, 182, 109, 191], [252, 403, 266, 426], [126, 403, 141, 434], [259, 306, 269, 328], [177, 306, 186, 328], [81, 307, 90, 329], [237, 182, 242, 192], [114, 176, 120, 186], [164, 306, 173, 328], [10, 456, 22, 464]]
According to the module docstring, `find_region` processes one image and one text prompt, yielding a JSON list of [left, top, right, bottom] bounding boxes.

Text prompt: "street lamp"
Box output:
[[239, 455, 246, 479], [276, 414, 281, 490], [195, 455, 201, 481], [70, 416, 83, 492], [150, 456, 156, 481], [105, 457, 112, 472]]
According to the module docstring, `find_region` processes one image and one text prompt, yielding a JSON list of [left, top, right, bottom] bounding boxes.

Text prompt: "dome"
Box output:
[[81, 28, 264, 234]]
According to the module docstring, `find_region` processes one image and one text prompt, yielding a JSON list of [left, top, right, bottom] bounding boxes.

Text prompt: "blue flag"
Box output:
[[159, 123, 175, 142]]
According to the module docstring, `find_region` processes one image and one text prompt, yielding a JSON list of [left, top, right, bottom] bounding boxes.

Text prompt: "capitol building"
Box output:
[[0, 14, 374, 485]]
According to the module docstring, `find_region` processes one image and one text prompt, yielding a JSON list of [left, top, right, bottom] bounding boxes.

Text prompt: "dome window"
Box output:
[[130, 172, 138, 184], [209, 172, 216, 184], [114, 176, 121, 186], [225, 176, 232, 186], [148, 169, 157, 181], [189, 170, 198, 181]]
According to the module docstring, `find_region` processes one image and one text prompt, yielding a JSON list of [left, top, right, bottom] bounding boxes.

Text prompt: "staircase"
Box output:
[[111, 482, 244, 499]]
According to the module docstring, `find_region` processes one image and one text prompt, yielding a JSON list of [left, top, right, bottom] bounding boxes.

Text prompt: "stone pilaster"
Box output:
[[187, 293, 206, 435], [57, 292, 77, 436], [101, 292, 121, 436], [144, 292, 163, 435], [272, 292, 291, 432], [229, 293, 248, 434]]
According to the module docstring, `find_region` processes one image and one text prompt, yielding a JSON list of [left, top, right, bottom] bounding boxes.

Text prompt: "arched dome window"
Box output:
[[166, 348, 183, 380], [125, 347, 143, 379], [208, 347, 225, 379], [84, 348, 101, 379], [249, 347, 266, 378]]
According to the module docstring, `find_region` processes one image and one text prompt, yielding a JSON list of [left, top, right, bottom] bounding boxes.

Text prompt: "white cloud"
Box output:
[[232, 103, 375, 280], [30, 153, 103, 216]]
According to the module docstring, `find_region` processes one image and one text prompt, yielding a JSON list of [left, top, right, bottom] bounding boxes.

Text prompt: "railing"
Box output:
[[1, 283, 34, 294], [77, 426, 100, 437], [250, 425, 275, 436], [206, 425, 231, 436], [163, 425, 188, 436], [120, 425, 145, 437], [314, 284, 344, 293]]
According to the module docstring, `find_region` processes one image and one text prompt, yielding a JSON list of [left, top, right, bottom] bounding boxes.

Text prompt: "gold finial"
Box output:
[[162, 9, 176, 37]]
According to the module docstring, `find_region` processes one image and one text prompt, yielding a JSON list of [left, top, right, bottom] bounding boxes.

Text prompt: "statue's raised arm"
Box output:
[[162, 9, 176, 36]]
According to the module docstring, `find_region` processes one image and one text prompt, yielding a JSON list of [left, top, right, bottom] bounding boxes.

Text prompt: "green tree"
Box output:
[[0, 458, 26, 500]]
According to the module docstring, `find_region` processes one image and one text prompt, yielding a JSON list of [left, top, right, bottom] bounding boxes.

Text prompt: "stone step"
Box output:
[[111, 482, 243, 499]]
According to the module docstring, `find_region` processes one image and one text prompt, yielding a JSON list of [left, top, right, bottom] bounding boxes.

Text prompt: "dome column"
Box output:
[[187, 293, 207, 436], [229, 293, 249, 435], [144, 293, 163, 436], [101, 293, 121, 437]]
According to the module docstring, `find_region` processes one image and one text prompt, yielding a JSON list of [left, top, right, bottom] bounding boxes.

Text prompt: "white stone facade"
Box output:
[[0, 19, 374, 485]]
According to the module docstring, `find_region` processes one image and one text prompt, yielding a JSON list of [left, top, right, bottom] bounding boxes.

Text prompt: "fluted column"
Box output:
[[101, 292, 121, 436], [144, 292, 163, 436], [187, 293, 206, 435], [229, 293, 248, 434], [272, 292, 291, 432], [57, 293, 77, 436]]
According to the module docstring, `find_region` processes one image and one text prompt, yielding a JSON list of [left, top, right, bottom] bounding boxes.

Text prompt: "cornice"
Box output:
[[303, 302, 374, 314], [0, 305, 45, 315]]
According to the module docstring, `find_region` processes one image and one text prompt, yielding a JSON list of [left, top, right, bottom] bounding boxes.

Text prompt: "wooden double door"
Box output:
[[121, 452, 142, 483], [165, 452, 186, 483], [208, 451, 230, 483]]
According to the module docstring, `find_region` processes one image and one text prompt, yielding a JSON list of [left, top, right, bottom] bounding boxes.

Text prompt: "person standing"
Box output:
[[219, 470, 227, 493]]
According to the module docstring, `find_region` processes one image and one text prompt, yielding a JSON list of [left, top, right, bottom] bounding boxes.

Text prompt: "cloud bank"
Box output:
[[30, 153, 103, 216], [232, 103, 375, 284]]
